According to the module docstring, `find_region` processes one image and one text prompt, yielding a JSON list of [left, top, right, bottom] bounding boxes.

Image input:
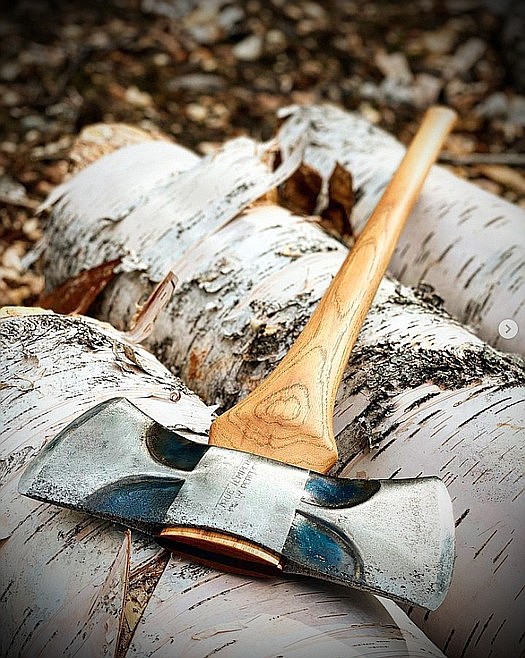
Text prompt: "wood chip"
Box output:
[[475, 164, 525, 195]]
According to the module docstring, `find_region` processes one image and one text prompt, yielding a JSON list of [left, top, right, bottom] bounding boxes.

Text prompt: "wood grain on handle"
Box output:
[[210, 106, 457, 472]]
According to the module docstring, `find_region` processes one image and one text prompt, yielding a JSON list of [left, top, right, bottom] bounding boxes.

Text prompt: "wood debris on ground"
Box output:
[[1, 0, 524, 302]]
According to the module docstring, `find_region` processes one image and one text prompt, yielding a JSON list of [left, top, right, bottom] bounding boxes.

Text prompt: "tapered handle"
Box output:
[[210, 106, 457, 472]]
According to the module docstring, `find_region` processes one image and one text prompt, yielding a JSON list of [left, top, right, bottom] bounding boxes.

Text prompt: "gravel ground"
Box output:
[[1, 0, 524, 306]]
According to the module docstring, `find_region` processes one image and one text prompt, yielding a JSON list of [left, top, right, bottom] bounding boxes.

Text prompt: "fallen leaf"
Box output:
[[37, 258, 121, 314], [277, 158, 354, 242]]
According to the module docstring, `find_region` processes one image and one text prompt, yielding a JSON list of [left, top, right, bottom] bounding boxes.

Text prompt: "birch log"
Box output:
[[128, 555, 444, 658], [277, 104, 525, 355], [0, 307, 211, 658], [40, 126, 525, 658], [0, 309, 446, 658]]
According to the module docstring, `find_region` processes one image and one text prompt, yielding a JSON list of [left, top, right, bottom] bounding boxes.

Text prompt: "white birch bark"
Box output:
[[41, 134, 302, 289], [0, 308, 445, 658], [0, 307, 212, 658], [39, 123, 525, 657], [128, 555, 444, 658], [277, 104, 525, 355], [1, 509, 129, 658]]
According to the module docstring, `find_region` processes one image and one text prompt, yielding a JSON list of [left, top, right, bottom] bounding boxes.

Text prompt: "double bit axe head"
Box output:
[[19, 398, 455, 610]]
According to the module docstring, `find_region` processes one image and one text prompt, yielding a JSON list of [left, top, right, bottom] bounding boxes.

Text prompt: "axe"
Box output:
[[19, 106, 457, 610]]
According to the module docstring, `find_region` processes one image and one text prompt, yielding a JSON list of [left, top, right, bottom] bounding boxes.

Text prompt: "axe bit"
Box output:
[[20, 397, 454, 610], [19, 106, 457, 609]]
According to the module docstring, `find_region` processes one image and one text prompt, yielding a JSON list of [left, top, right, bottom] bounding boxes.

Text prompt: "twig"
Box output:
[[0, 194, 40, 210], [439, 151, 525, 167]]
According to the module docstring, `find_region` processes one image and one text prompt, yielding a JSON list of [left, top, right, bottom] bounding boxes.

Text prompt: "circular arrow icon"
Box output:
[[498, 319, 519, 340]]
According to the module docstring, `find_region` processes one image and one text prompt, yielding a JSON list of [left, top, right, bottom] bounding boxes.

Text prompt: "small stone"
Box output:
[[2, 243, 24, 272], [380, 78, 413, 105], [125, 86, 153, 108], [153, 53, 170, 66], [1, 142, 17, 154], [62, 24, 83, 39], [303, 1, 326, 20], [411, 74, 443, 108], [375, 50, 413, 84], [34, 180, 54, 196], [358, 102, 381, 124], [266, 29, 287, 53], [283, 4, 302, 20], [422, 25, 457, 55], [0, 175, 28, 203], [233, 35, 263, 61], [296, 19, 318, 36], [87, 31, 111, 49], [186, 23, 221, 45], [24, 129, 40, 142], [3, 90, 21, 106], [0, 61, 21, 81], [218, 6, 244, 32], [448, 38, 486, 77], [20, 115, 46, 130], [186, 103, 207, 122], [22, 218, 42, 241], [474, 92, 508, 118], [168, 74, 224, 92]]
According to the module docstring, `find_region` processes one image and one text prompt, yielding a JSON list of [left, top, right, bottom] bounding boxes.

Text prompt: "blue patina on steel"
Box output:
[[304, 474, 380, 508], [19, 397, 455, 610], [84, 476, 185, 529], [147, 425, 208, 471]]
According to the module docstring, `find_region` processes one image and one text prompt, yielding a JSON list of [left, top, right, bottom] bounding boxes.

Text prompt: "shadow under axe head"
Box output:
[[19, 397, 455, 609]]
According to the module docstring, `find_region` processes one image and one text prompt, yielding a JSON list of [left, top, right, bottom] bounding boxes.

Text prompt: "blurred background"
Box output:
[[1, 0, 524, 306]]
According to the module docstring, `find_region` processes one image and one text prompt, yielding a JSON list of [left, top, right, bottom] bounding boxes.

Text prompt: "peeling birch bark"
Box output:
[[42, 134, 302, 288], [0, 309, 445, 658], [342, 384, 524, 658], [0, 510, 129, 658], [0, 308, 210, 540], [128, 555, 445, 658], [0, 308, 211, 658], [277, 104, 525, 355], [41, 125, 525, 657]]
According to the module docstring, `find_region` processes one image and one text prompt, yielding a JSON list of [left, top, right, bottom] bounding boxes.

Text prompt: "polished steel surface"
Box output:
[[19, 398, 454, 609]]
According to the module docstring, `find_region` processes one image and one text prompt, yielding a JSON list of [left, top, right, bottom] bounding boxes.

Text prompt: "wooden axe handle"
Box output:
[[209, 106, 457, 473]]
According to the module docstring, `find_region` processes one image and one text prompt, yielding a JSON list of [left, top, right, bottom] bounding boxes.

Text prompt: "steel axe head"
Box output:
[[19, 398, 454, 609]]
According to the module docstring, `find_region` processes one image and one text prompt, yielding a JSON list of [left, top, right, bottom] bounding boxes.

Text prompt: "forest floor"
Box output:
[[1, 0, 524, 306]]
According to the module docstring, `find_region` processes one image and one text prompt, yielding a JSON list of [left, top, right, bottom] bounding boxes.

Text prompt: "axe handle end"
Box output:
[[158, 526, 283, 576]]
